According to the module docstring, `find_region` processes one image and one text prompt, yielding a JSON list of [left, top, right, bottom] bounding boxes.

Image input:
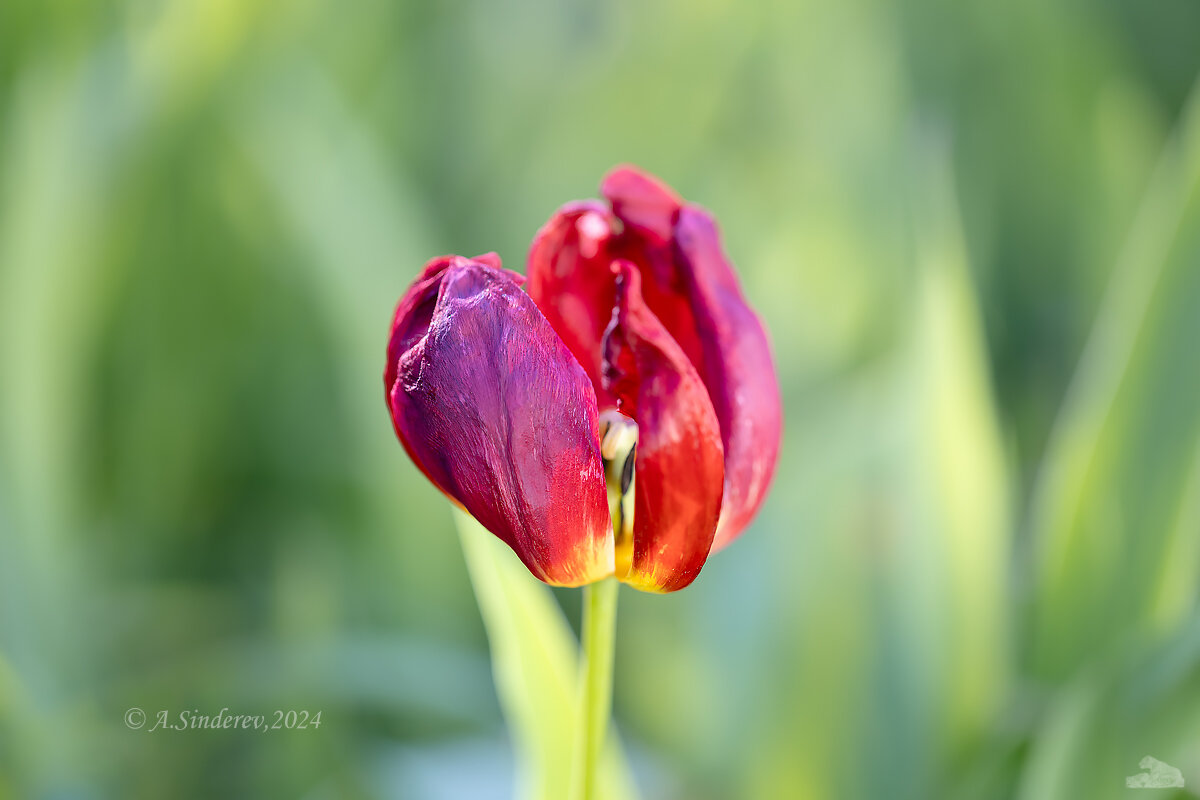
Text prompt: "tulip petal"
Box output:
[[601, 165, 681, 245], [671, 208, 782, 548], [385, 253, 523, 488], [601, 168, 782, 549], [385, 255, 614, 586], [526, 201, 620, 407], [602, 261, 724, 593], [385, 252, 520, 408]]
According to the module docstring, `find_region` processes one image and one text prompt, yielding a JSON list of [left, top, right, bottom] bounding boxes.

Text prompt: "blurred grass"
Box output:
[[1031, 83, 1200, 681], [2, 0, 1200, 798]]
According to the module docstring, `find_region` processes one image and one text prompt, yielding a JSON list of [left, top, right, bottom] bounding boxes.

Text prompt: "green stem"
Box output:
[[572, 577, 619, 800]]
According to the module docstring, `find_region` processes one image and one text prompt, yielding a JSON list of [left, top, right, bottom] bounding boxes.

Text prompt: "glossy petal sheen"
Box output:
[[602, 261, 724, 592], [601, 167, 782, 549], [527, 201, 621, 408], [386, 256, 614, 586]]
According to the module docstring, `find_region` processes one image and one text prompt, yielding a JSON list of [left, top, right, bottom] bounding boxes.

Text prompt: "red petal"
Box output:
[[602, 169, 782, 549], [385, 256, 614, 586], [672, 209, 782, 548], [600, 165, 681, 245], [602, 261, 724, 592], [526, 201, 620, 408]]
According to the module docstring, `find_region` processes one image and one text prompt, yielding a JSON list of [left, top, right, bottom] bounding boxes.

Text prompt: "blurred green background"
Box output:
[[3, 0, 1200, 797]]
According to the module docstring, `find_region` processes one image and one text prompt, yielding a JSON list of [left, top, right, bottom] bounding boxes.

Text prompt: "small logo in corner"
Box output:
[[1126, 755, 1185, 789]]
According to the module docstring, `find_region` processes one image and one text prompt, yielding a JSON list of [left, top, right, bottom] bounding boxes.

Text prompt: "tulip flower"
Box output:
[[384, 166, 781, 593]]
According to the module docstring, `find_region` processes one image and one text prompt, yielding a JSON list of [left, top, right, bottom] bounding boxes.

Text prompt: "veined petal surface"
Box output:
[[386, 256, 614, 585]]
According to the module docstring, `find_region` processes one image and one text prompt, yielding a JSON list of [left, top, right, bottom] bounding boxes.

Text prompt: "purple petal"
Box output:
[[385, 255, 614, 585]]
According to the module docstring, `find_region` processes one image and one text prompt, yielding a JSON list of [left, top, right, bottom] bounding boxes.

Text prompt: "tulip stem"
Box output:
[[573, 577, 619, 800]]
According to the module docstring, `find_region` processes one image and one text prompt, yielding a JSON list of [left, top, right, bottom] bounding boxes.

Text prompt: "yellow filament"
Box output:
[[598, 410, 637, 579]]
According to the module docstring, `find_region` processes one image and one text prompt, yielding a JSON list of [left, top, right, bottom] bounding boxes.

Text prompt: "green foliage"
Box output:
[[1, 0, 1199, 797], [457, 511, 635, 800], [1031, 87, 1200, 681]]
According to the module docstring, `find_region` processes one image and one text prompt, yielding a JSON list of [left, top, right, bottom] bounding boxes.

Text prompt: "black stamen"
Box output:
[[620, 443, 636, 495]]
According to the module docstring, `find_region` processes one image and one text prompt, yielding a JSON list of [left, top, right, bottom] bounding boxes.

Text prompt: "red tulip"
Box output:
[[385, 167, 781, 592]]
